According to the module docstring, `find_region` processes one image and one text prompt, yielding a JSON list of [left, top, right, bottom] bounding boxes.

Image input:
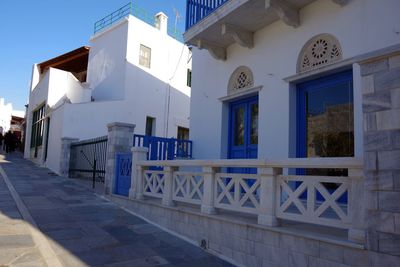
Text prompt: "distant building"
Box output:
[[24, 8, 192, 174], [0, 98, 12, 134]]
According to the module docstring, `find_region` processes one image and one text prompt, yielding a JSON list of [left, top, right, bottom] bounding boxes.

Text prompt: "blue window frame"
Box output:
[[296, 70, 353, 203]]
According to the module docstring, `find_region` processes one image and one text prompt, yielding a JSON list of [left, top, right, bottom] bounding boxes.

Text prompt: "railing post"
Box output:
[[129, 147, 148, 200], [105, 122, 135, 195], [162, 166, 176, 206], [201, 166, 218, 214], [348, 167, 366, 244], [59, 137, 79, 177], [258, 167, 281, 226], [136, 165, 146, 200]]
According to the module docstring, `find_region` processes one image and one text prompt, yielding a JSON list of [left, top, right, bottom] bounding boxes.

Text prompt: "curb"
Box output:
[[0, 163, 64, 267]]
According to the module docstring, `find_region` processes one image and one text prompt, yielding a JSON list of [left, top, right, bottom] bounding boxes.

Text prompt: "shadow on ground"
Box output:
[[0, 152, 233, 267]]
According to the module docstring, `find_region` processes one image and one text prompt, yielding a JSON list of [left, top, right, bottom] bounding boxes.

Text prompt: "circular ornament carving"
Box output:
[[228, 66, 254, 95], [297, 34, 343, 73]]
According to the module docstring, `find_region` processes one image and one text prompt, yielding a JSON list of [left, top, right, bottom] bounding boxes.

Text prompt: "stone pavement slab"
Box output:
[[0, 152, 234, 267], [0, 162, 47, 267]]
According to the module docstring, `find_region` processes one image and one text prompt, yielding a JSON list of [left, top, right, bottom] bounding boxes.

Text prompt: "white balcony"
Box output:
[[184, 0, 350, 60]]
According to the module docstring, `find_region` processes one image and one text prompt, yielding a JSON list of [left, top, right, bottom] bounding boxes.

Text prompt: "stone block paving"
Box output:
[[0, 164, 47, 266], [0, 153, 233, 267]]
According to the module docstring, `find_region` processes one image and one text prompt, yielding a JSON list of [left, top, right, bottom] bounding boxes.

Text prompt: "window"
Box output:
[[139, 45, 151, 68], [186, 69, 192, 87], [297, 70, 353, 177], [177, 126, 189, 140], [30, 104, 46, 149], [145, 116, 155, 136]]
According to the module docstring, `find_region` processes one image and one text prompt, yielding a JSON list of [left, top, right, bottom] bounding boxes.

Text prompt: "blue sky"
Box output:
[[0, 0, 186, 111]]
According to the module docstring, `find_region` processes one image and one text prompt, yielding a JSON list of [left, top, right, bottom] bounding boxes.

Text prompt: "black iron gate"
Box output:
[[69, 136, 108, 188]]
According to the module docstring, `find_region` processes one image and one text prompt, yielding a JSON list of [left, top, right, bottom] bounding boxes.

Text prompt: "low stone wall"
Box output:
[[109, 195, 400, 267]]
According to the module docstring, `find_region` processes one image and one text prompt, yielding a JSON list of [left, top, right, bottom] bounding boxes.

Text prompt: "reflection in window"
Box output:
[[306, 82, 354, 158], [250, 103, 258, 145], [234, 107, 245, 146]]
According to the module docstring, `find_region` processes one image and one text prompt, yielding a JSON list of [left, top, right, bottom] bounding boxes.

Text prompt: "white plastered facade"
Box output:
[[189, 0, 400, 160], [24, 14, 192, 174]]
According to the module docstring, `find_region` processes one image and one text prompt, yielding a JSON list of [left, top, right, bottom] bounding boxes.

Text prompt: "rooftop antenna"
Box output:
[[173, 7, 181, 37]]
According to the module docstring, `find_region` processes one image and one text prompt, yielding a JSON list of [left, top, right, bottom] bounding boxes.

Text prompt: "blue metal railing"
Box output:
[[133, 134, 193, 160], [94, 2, 132, 34], [94, 2, 184, 42], [185, 0, 229, 30]]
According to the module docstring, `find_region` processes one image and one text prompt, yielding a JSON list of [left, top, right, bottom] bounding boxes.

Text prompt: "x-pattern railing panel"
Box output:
[[277, 175, 351, 228], [214, 173, 260, 214], [143, 170, 165, 198], [173, 172, 204, 205]]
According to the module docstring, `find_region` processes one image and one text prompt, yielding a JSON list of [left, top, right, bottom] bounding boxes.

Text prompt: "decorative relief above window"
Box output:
[[228, 66, 254, 95], [297, 34, 343, 73]]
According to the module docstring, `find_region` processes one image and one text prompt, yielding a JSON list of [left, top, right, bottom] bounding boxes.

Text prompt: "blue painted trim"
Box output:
[[228, 95, 259, 160]]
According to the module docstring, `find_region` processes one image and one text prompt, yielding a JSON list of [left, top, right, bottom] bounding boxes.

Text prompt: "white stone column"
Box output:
[[162, 166, 176, 207], [348, 167, 366, 244], [258, 167, 281, 226], [59, 137, 79, 177], [104, 122, 135, 195], [129, 147, 148, 200], [201, 166, 218, 214]]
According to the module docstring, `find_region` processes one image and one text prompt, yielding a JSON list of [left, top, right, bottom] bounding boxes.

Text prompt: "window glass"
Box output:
[[187, 69, 192, 87], [306, 82, 354, 158], [250, 103, 258, 145], [145, 116, 155, 136], [30, 104, 45, 148], [139, 45, 151, 68], [177, 127, 189, 140], [234, 107, 245, 146]]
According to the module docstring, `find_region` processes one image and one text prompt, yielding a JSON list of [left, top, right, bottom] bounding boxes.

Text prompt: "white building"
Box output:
[[0, 98, 13, 134], [24, 10, 192, 174], [187, 0, 399, 162], [110, 1, 400, 266]]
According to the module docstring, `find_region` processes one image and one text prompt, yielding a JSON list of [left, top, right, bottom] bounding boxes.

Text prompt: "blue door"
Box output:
[[228, 96, 258, 173], [297, 70, 353, 203], [115, 153, 132, 196]]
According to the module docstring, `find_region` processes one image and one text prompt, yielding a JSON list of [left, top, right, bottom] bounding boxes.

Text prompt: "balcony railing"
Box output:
[[129, 154, 365, 244], [94, 2, 184, 42], [186, 0, 229, 30], [133, 134, 193, 160]]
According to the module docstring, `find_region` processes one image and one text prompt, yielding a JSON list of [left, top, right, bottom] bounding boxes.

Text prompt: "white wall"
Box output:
[[45, 105, 64, 172], [124, 15, 191, 138], [190, 0, 400, 160], [87, 19, 129, 101], [24, 67, 90, 160]]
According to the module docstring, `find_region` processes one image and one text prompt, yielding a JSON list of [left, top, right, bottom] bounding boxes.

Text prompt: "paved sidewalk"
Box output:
[[0, 163, 47, 267], [0, 153, 233, 267]]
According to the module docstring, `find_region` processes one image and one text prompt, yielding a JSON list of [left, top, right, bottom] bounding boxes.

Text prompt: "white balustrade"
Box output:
[[143, 170, 165, 198], [276, 175, 351, 228], [130, 156, 364, 244], [173, 172, 204, 205], [214, 173, 260, 214]]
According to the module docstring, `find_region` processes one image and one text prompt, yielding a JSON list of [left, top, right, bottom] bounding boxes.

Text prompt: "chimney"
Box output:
[[155, 12, 168, 34]]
